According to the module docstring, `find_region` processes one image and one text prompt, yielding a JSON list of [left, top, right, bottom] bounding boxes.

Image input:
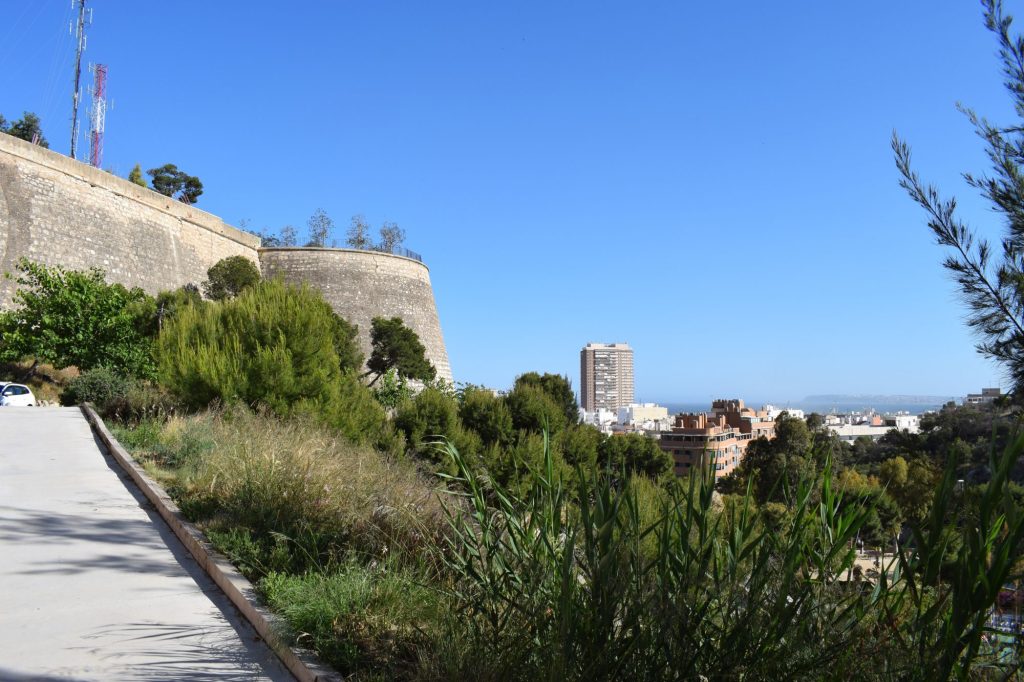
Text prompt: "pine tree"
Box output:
[[895, 0, 1024, 395]]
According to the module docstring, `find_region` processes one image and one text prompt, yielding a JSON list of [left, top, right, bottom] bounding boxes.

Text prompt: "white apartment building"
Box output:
[[762, 404, 805, 421]]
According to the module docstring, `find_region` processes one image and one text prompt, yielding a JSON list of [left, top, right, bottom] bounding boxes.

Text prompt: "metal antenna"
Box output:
[[88, 64, 107, 167], [69, 0, 91, 159]]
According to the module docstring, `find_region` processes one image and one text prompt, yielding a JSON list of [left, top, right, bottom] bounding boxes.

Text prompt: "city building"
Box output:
[[762, 403, 805, 421], [617, 403, 670, 426], [827, 412, 921, 443], [659, 399, 776, 478], [580, 342, 634, 412], [964, 388, 1002, 406], [581, 407, 618, 432]]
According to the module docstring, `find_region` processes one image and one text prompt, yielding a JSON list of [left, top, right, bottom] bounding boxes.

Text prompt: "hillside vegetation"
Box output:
[[0, 253, 1019, 678]]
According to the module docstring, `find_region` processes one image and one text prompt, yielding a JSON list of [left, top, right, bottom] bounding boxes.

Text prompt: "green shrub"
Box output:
[[322, 371, 398, 452], [202, 255, 261, 301], [62, 368, 179, 421], [157, 279, 379, 443], [0, 259, 155, 377], [459, 386, 513, 447], [60, 367, 133, 408], [395, 387, 481, 472], [505, 382, 568, 435], [158, 279, 338, 412]]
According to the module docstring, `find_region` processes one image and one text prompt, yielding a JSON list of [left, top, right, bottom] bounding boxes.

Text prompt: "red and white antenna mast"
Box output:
[[88, 64, 107, 168]]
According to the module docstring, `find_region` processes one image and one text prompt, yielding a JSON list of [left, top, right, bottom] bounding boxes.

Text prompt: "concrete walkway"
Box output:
[[0, 408, 294, 681]]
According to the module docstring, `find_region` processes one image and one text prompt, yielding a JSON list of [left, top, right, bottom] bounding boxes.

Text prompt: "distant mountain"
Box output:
[[802, 394, 956, 405]]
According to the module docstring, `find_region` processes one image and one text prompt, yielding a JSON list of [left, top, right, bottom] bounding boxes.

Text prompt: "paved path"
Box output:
[[0, 408, 294, 681]]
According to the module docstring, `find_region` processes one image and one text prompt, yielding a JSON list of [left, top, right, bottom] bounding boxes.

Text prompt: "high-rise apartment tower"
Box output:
[[580, 342, 634, 411]]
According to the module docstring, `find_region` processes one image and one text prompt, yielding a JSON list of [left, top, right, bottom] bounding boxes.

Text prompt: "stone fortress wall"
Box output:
[[260, 249, 451, 383], [0, 133, 452, 382], [0, 132, 261, 306]]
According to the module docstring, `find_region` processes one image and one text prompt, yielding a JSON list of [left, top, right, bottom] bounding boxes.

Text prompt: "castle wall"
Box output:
[[0, 133, 261, 306], [0, 134, 452, 382], [260, 248, 452, 382]]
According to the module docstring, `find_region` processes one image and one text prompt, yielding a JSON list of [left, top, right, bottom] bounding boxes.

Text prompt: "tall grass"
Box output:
[[122, 408, 447, 576], [433, 433, 1024, 680]]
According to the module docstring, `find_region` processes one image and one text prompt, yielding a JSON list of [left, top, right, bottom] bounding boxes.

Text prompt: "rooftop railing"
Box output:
[[366, 244, 423, 262]]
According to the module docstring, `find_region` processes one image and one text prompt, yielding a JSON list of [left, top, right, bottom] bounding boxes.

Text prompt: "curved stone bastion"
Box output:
[[260, 247, 451, 382], [0, 132, 451, 382]]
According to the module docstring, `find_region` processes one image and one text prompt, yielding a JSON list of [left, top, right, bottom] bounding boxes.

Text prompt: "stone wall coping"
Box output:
[[80, 404, 342, 682], [0, 133, 260, 250], [258, 246, 430, 271]]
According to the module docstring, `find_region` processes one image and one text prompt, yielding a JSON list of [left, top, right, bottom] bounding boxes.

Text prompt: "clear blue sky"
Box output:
[[0, 1, 1014, 402]]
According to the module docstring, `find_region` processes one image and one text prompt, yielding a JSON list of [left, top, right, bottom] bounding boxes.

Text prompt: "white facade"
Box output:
[[883, 414, 920, 434], [617, 403, 669, 424], [829, 424, 891, 443], [582, 408, 618, 427], [829, 414, 920, 443], [762, 404, 805, 421]]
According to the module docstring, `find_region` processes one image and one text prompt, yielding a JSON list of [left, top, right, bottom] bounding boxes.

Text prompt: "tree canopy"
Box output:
[[0, 258, 153, 377], [127, 164, 147, 187], [306, 209, 334, 247], [147, 164, 203, 204], [346, 214, 373, 249], [513, 372, 579, 427], [202, 256, 261, 301], [364, 316, 436, 385], [377, 221, 406, 253], [0, 111, 48, 148], [894, 0, 1024, 395], [157, 279, 365, 415], [598, 432, 673, 479]]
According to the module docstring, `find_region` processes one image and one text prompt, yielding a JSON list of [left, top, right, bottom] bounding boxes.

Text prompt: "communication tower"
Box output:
[[88, 64, 107, 168], [69, 0, 92, 159]]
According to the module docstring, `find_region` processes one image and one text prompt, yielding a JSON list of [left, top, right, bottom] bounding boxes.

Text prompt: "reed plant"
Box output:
[[432, 432, 1024, 680]]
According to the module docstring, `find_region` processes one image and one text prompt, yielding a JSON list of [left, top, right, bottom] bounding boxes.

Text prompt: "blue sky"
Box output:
[[0, 1, 1014, 402]]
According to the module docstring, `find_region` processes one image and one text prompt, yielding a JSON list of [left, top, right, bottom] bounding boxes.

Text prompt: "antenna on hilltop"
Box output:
[[88, 64, 107, 168], [69, 0, 92, 159]]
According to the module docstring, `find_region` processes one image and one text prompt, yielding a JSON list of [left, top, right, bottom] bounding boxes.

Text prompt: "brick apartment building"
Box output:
[[659, 399, 776, 477]]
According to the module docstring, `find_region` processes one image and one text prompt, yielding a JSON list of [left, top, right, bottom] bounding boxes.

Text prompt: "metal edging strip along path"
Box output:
[[80, 404, 343, 682]]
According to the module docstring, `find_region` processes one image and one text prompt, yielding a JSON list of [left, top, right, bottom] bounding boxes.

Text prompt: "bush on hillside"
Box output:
[[62, 368, 179, 421], [0, 259, 155, 378], [61, 367, 133, 408], [156, 279, 373, 423], [459, 386, 514, 448], [505, 382, 568, 435], [395, 387, 480, 473], [202, 255, 261, 301]]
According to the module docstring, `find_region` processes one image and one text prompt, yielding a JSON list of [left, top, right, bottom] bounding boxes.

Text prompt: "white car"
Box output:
[[0, 383, 36, 406]]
